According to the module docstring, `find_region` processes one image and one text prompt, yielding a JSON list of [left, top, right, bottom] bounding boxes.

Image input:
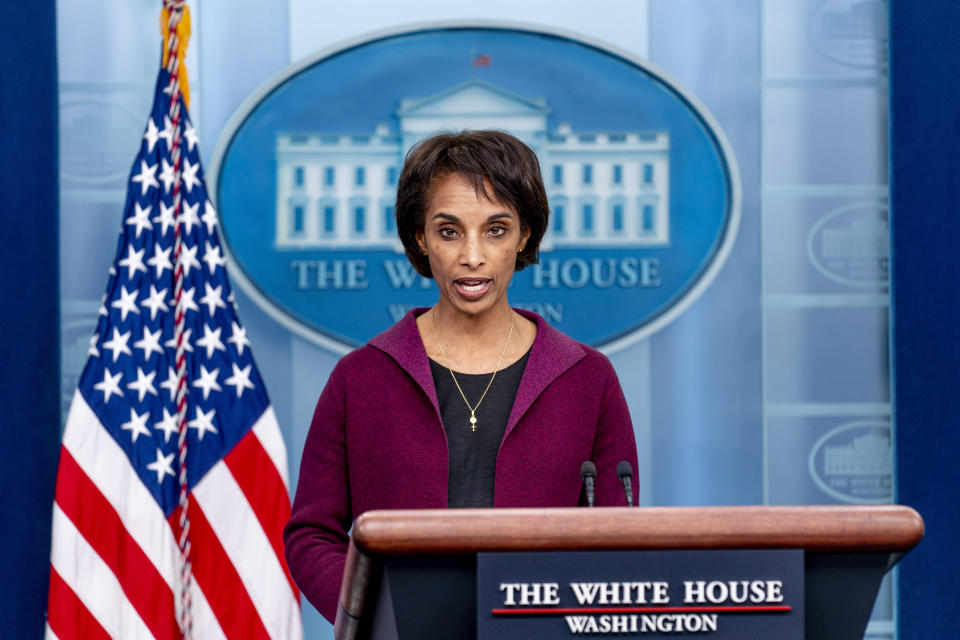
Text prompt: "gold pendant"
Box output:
[[470, 413, 477, 432]]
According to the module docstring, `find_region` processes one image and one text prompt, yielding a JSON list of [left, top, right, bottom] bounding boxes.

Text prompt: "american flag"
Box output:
[[46, 13, 302, 639]]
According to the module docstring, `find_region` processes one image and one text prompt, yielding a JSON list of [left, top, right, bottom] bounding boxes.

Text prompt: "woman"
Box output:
[[283, 130, 639, 622]]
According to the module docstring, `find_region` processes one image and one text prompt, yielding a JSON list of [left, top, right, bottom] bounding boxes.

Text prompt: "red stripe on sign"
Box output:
[[174, 496, 271, 640], [47, 566, 112, 640], [224, 430, 299, 597], [55, 447, 180, 640], [492, 605, 793, 615]]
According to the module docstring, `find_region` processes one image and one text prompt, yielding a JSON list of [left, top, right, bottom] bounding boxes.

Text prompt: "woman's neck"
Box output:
[[418, 298, 535, 374]]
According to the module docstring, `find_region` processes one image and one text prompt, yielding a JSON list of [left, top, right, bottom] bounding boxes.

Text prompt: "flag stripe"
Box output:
[[47, 568, 111, 640], [177, 499, 272, 640], [194, 461, 301, 640], [50, 505, 155, 639], [224, 428, 298, 597], [252, 407, 290, 490], [192, 576, 229, 640], [63, 391, 178, 586], [54, 447, 179, 640]]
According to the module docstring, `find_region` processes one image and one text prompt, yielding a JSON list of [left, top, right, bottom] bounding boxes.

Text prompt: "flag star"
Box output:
[[192, 365, 221, 400], [227, 321, 251, 356], [199, 282, 226, 317], [164, 327, 194, 353], [179, 200, 201, 235], [201, 201, 218, 235], [179, 243, 200, 277], [202, 242, 226, 275], [154, 407, 179, 443], [196, 324, 226, 359], [158, 158, 176, 193], [188, 406, 218, 441], [143, 117, 160, 152], [146, 448, 176, 484], [157, 116, 175, 150], [225, 363, 255, 398], [101, 327, 133, 362], [184, 120, 199, 151], [181, 158, 201, 193], [131, 160, 159, 196], [147, 244, 173, 279], [127, 367, 158, 402], [154, 201, 177, 236], [125, 202, 153, 238], [111, 286, 140, 321], [159, 366, 179, 401], [87, 334, 100, 357], [120, 407, 151, 443], [118, 244, 147, 279], [133, 326, 164, 360], [174, 286, 200, 315], [93, 369, 124, 404], [98, 294, 108, 316], [141, 284, 170, 320]]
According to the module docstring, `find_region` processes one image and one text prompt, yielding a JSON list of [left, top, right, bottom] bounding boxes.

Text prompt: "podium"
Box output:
[[334, 505, 923, 639]]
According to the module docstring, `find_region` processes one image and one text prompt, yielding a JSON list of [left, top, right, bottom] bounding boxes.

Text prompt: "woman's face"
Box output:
[[417, 173, 530, 319]]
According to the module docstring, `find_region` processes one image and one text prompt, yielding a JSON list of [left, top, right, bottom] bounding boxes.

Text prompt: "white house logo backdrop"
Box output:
[[212, 25, 739, 352]]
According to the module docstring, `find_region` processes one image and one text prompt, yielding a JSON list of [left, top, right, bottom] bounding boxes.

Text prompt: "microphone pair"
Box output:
[[580, 460, 635, 507]]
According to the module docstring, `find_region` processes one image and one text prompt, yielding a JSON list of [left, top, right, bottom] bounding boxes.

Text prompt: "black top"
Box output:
[[429, 348, 531, 508]]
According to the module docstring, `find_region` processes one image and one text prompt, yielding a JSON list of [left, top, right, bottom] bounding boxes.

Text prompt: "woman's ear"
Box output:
[[416, 231, 427, 256]]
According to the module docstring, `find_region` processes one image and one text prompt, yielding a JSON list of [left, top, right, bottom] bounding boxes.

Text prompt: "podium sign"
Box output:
[[477, 550, 804, 639]]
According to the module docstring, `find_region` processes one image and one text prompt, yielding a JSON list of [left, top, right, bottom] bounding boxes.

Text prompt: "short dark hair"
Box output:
[[395, 130, 549, 278]]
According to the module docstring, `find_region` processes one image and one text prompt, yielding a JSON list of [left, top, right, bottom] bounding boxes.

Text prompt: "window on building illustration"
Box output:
[[355, 167, 365, 187], [387, 166, 398, 186], [292, 204, 305, 235], [293, 167, 304, 188], [583, 164, 593, 185], [613, 165, 623, 185], [553, 165, 563, 185], [612, 203, 624, 232], [641, 204, 656, 233], [643, 163, 654, 185], [553, 204, 565, 234], [583, 204, 594, 233], [354, 206, 365, 233], [384, 205, 395, 233], [324, 166, 335, 187], [323, 205, 336, 233]]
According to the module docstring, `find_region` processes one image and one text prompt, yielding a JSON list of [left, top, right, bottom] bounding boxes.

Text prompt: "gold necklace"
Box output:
[[432, 311, 515, 432]]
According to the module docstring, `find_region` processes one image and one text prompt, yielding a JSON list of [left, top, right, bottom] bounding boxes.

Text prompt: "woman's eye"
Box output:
[[439, 227, 457, 238], [488, 226, 507, 237]]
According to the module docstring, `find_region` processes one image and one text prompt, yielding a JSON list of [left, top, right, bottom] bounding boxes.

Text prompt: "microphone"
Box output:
[[617, 461, 634, 507], [580, 461, 597, 507]]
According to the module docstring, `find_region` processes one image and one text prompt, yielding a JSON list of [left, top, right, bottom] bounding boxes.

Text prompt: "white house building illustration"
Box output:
[[274, 79, 670, 251], [824, 432, 891, 477]]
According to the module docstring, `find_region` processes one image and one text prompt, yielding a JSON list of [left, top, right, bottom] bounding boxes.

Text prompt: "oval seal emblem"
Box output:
[[807, 202, 889, 288], [807, 0, 887, 70], [808, 420, 892, 504], [211, 23, 740, 353]]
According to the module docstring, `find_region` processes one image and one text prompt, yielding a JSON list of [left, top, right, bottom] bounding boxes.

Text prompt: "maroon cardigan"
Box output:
[[283, 309, 639, 622]]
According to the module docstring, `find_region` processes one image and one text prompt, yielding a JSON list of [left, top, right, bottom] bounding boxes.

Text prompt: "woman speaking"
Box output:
[[283, 130, 639, 622]]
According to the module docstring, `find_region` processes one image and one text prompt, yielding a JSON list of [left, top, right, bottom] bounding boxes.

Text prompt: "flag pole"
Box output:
[[161, 1, 194, 637]]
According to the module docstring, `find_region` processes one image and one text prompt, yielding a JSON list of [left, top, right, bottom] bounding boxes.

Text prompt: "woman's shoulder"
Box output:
[[521, 309, 615, 376]]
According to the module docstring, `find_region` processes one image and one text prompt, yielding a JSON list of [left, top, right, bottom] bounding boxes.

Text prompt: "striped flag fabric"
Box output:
[[46, 6, 302, 639]]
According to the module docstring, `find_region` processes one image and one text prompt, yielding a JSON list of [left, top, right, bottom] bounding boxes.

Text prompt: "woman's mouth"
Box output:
[[454, 278, 492, 300]]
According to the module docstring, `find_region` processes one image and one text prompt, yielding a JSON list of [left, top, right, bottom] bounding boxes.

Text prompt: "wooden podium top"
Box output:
[[351, 505, 924, 555]]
